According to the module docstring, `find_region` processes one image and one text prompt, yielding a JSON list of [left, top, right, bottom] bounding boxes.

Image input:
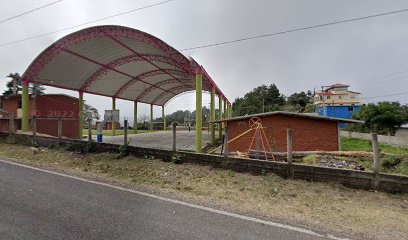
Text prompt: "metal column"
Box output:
[[150, 104, 154, 132], [112, 97, 116, 136], [134, 100, 138, 134], [78, 91, 84, 138], [210, 87, 215, 145], [195, 67, 203, 153], [21, 81, 29, 132]]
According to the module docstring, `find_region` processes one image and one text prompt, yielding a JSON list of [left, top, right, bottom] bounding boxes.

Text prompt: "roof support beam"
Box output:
[[61, 48, 174, 96], [80, 54, 182, 90], [108, 36, 191, 89]]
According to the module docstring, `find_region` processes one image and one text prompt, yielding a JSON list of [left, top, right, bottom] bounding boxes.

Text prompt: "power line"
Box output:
[[180, 7, 408, 51], [0, 0, 63, 24], [361, 91, 408, 100], [0, 0, 176, 48]]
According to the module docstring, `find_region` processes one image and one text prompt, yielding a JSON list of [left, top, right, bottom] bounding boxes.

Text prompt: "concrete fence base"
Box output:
[[1, 132, 407, 193]]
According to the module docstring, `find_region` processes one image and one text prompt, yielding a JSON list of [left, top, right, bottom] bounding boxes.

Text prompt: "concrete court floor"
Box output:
[[98, 130, 211, 151]]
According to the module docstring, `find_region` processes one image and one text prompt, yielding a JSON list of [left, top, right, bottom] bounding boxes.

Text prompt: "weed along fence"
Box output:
[[1, 129, 407, 193]]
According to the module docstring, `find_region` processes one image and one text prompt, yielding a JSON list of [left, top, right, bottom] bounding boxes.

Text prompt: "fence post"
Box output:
[[9, 114, 15, 142], [32, 116, 37, 136], [223, 123, 228, 157], [371, 131, 381, 189], [172, 122, 177, 152], [287, 128, 294, 179], [57, 116, 62, 145], [9, 114, 14, 133], [124, 119, 128, 146], [88, 118, 92, 142]]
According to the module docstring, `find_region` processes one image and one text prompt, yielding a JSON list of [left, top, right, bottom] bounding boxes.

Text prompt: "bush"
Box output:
[[302, 155, 319, 165], [382, 155, 403, 169], [116, 144, 129, 159]]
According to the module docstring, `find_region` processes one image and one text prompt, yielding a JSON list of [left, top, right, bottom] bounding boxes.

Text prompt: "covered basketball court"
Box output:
[[21, 25, 231, 152]]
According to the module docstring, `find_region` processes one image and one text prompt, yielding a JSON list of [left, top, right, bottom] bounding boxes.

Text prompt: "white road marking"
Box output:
[[0, 159, 350, 240]]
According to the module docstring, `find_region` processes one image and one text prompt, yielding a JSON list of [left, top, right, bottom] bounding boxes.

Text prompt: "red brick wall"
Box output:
[[0, 95, 80, 139], [227, 114, 339, 152]]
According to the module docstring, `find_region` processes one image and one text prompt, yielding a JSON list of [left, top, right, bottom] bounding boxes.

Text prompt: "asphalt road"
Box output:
[[0, 160, 337, 240]]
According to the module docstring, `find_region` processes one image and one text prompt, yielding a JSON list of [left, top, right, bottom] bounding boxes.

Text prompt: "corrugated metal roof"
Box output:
[[209, 111, 364, 124], [22, 25, 229, 106]]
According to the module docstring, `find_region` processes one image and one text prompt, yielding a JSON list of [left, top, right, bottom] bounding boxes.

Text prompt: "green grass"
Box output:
[[341, 137, 408, 154], [83, 129, 151, 136]]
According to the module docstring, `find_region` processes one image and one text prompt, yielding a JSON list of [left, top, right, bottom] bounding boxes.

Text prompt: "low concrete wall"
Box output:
[[341, 131, 408, 149], [1, 132, 408, 193]]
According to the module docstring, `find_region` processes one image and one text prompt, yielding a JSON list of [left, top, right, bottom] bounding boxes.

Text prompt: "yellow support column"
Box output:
[[162, 106, 166, 131], [134, 101, 138, 134], [218, 95, 223, 139], [112, 97, 116, 136], [223, 98, 227, 119], [21, 80, 29, 132], [195, 67, 203, 153], [150, 104, 154, 132], [78, 91, 84, 138], [210, 87, 215, 145]]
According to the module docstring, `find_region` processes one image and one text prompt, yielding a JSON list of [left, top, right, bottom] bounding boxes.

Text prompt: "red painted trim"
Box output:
[[108, 36, 191, 93], [114, 69, 191, 97], [61, 48, 174, 96], [23, 79, 164, 107], [81, 54, 183, 90], [153, 85, 193, 104]]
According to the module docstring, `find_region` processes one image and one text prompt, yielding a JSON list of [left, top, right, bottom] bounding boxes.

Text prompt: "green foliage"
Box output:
[[353, 102, 408, 135], [232, 84, 286, 116], [83, 104, 100, 125], [341, 137, 408, 154], [302, 155, 319, 165], [287, 91, 313, 107], [3, 73, 45, 96], [86, 140, 98, 153], [116, 144, 129, 159], [171, 154, 182, 164], [382, 155, 403, 169]]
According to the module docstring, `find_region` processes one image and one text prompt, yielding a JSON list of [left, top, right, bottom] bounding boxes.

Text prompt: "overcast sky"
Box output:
[[1, 0, 408, 122]]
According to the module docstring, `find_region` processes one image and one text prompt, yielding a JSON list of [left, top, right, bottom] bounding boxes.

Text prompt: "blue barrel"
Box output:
[[97, 134, 103, 143]]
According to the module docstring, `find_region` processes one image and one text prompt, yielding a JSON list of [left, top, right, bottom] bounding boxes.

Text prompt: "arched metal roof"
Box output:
[[22, 25, 229, 106]]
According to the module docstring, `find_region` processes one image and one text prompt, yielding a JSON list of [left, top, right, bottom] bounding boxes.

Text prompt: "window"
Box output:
[[327, 96, 331, 100], [350, 95, 355, 99], [339, 96, 343, 100], [18, 100, 22, 108], [348, 107, 354, 112]]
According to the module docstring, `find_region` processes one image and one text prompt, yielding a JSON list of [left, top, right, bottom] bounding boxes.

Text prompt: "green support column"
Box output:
[[133, 101, 138, 134], [223, 98, 227, 119], [218, 95, 223, 139], [112, 97, 116, 136], [150, 104, 154, 132], [162, 106, 166, 131], [210, 87, 215, 145], [195, 67, 203, 153], [78, 91, 84, 138], [21, 81, 29, 132]]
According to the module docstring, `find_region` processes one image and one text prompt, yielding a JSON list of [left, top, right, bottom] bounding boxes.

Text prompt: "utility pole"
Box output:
[[321, 86, 327, 117]]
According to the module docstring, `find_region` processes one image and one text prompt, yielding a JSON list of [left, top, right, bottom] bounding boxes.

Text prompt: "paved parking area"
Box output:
[[99, 130, 211, 151]]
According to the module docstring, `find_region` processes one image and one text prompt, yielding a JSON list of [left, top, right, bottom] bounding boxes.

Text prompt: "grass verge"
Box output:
[[0, 141, 407, 240], [341, 137, 408, 154]]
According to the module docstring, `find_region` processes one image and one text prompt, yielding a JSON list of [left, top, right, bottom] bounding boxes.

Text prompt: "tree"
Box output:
[[3, 73, 45, 96], [287, 91, 312, 107], [232, 84, 286, 116], [83, 104, 100, 124], [353, 102, 408, 135]]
